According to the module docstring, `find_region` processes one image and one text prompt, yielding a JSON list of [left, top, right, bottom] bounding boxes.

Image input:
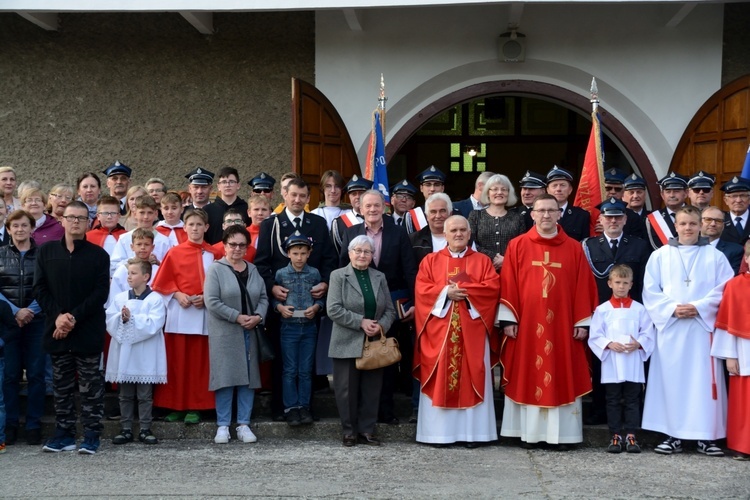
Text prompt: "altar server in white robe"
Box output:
[[642, 206, 734, 456]]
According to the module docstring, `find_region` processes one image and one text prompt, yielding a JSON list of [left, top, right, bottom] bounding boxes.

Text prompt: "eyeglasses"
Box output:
[[226, 242, 248, 249], [351, 249, 373, 256], [489, 186, 509, 193], [726, 193, 750, 200], [691, 188, 712, 194], [147, 188, 165, 194], [223, 219, 244, 225], [97, 211, 119, 218], [393, 194, 412, 201], [253, 188, 272, 194], [218, 180, 238, 186], [50, 193, 73, 201], [62, 215, 88, 223], [605, 186, 624, 192], [701, 217, 724, 225], [24, 198, 43, 204], [422, 182, 443, 189], [533, 209, 560, 215]]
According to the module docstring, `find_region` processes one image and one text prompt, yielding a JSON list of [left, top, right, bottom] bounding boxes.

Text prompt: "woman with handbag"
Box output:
[[204, 225, 268, 444], [327, 235, 397, 447]]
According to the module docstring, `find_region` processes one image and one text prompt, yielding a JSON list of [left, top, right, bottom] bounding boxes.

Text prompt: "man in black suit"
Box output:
[[255, 177, 337, 421], [510, 170, 547, 230], [623, 173, 651, 221], [702, 205, 744, 275], [340, 189, 418, 425], [453, 171, 494, 218], [719, 176, 750, 246], [546, 166, 590, 242], [582, 198, 651, 425], [645, 172, 689, 250]]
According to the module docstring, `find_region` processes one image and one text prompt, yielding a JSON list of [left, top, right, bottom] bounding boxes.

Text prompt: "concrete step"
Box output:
[[9, 417, 671, 449]]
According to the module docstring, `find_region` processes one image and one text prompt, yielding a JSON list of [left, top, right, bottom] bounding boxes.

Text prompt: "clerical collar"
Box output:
[[535, 227, 558, 239], [128, 286, 152, 301], [448, 247, 468, 258], [668, 236, 709, 247], [609, 295, 633, 308], [285, 208, 304, 225]]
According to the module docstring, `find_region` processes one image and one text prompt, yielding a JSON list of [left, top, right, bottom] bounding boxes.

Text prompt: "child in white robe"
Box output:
[[105, 258, 167, 445], [589, 264, 654, 454]]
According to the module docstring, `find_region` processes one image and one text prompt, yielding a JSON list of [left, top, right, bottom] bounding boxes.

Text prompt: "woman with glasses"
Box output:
[[468, 174, 526, 273], [311, 170, 346, 231], [22, 188, 64, 245], [204, 225, 268, 444], [327, 235, 396, 447], [46, 185, 75, 223]]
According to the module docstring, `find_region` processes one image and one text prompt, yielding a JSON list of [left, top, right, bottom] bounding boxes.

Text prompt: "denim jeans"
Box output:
[[2, 318, 46, 429], [280, 321, 317, 410], [0, 355, 6, 444], [214, 330, 255, 427]]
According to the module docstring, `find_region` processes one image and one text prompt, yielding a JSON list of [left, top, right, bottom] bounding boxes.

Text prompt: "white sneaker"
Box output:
[[214, 426, 230, 444], [236, 425, 257, 443]]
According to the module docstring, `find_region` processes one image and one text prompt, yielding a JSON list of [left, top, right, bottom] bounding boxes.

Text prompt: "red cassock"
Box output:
[[155, 225, 187, 244], [500, 227, 598, 408], [151, 240, 222, 410], [414, 247, 501, 409], [212, 241, 256, 263], [86, 225, 127, 248], [715, 273, 750, 455]]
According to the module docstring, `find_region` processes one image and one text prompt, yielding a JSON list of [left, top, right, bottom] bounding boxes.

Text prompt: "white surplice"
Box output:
[[588, 301, 655, 383], [416, 338, 497, 444], [105, 290, 168, 384], [641, 242, 733, 440], [109, 229, 173, 276], [162, 250, 214, 336], [106, 263, 159, 309]]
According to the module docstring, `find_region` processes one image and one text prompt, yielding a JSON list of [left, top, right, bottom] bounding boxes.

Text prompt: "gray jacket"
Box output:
[[204, 258, 269, 391], [327, 263, 397, 359]]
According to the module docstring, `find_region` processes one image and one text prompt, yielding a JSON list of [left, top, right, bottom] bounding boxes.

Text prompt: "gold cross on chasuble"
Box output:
[[531, 251, 562, 298]]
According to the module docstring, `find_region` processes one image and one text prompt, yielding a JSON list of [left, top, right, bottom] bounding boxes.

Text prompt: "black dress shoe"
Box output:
[[520, 441, 537, 450], [408, 409, 418, 424], [464, 441, 482, 449], [431, 443, 450, 449], [343, 435, 357, 447], [357, 433, 381, 446]]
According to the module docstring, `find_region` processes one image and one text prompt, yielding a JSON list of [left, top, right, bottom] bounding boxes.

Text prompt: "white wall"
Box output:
[[315, 3, 724, 177]]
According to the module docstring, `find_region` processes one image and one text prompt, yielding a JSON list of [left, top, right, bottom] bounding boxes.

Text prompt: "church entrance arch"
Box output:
[[385, 80, 658, 208]]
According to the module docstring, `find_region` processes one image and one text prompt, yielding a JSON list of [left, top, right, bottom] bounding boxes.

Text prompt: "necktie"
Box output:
[[736, 216, 743, 235], [669, 212, 675, 220], [610, 238, 618, 255], [293, 217, 301, 231], [397, 217, 403, 226]]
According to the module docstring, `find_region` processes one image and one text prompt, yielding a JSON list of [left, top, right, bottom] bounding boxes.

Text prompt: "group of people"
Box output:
[[0, 160, 748, 461]]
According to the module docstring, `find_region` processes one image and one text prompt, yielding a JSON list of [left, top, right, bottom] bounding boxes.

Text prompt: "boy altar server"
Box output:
[[642, 206, 733, 456], [105, 258, 167, 445], [711, 241, 750, 460]]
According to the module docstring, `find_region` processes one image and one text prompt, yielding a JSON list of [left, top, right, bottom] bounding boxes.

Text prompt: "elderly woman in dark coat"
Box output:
[[204, 225, 268, 445], [327, 235, 397, 447]]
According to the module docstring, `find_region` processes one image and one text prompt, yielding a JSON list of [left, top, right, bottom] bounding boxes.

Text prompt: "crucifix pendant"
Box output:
[[684, 278, 691, 286]]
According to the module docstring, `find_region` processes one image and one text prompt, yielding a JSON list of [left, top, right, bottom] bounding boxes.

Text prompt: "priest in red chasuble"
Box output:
[[497, 194, 598, 448], [414, 215, 501, 447]]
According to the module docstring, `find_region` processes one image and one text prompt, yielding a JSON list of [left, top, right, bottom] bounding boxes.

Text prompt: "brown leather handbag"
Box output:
[[355, 333, 401, 370]]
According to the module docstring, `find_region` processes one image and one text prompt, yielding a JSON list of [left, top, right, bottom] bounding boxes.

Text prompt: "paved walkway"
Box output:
[[3, 438, 748, 498]]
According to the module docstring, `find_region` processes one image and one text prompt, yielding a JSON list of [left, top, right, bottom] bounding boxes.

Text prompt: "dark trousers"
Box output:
[[51, 352, 104, 436], [3, 318, 46, 429], [119, 382, 154, 430], [604, 381, 642, 435], [589, 357, 606, 420], [332, 358, 382, 436], [378, 322, 408, 421]]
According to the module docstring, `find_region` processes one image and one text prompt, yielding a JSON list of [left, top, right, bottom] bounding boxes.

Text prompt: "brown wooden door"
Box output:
[[671, 75, 750, 210], [291, 78, 360, 208]]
